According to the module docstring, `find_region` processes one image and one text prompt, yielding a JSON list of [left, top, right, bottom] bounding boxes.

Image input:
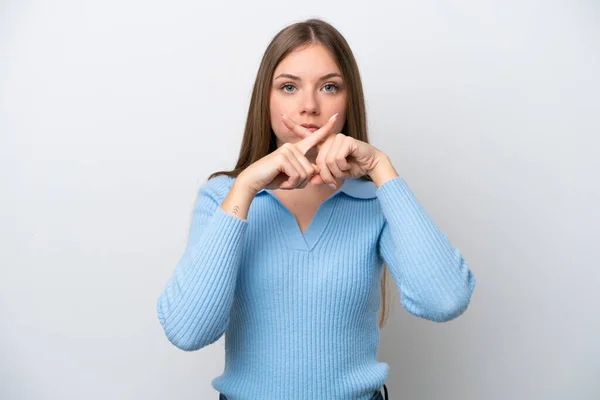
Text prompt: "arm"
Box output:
[[157, 176, 251, 351], [371, 156, 476, 323]]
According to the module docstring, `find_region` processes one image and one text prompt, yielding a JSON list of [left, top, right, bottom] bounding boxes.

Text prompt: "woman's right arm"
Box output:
[[157, 175, 254, 351], [158, 115, 338, 351]]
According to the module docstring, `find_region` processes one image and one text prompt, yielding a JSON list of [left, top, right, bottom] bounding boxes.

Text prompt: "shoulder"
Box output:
[[198, 174, 235, 203]]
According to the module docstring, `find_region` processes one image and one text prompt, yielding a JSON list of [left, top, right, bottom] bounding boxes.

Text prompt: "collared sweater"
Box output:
[[157, 174, 476, 400]]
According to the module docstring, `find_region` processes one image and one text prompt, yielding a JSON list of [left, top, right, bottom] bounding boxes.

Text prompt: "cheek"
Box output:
[[329, 96, 347, 132], [269, 101, 290, 141], [270, 94, 294, 118], [269, 96, 282, 129], [334, 110, 347, 133], [270, 94, 295, 133]]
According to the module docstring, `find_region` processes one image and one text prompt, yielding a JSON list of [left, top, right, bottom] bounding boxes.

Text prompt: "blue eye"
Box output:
[[323, 83, 338, 93], [282, 84, 296, 93], [279, 82, 339, 94]]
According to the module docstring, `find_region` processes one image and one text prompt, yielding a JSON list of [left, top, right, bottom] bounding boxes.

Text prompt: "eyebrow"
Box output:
[[273, 72, 342, 81]]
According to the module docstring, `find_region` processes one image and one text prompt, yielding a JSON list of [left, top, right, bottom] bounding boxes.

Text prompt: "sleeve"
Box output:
[[376, 176, 476, 323], [157, 176, 248, 351]]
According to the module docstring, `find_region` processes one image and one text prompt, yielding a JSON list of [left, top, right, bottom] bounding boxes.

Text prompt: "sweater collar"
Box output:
[[254, 177, 377, 199]]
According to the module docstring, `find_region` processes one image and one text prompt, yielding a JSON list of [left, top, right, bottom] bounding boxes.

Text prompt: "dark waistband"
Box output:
[[219, 384, 388, 400]]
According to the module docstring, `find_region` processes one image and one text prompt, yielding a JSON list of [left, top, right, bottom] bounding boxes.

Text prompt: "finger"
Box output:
[[282, 147, 310, 188], [282, 114, 324, 157], [316, 136, 337, 186], [326, 134, 350, 177], [286, 144, 320, 187], [281, 114, 313, 139], [309, 174, 324, 185], [275, 152, 301, 189], [295, 113, 338, 156], [283, 150, 309, 189]]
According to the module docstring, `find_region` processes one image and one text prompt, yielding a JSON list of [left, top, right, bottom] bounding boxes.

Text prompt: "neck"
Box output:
[[274, 177, 344, 200]]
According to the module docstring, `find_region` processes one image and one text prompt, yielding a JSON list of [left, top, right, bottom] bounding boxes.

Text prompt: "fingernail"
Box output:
[[328, 113, 338, 121], [329, 183, 337, 189]]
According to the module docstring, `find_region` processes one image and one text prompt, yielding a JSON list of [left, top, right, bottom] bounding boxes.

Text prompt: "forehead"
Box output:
[[274, 44, 341, 78]]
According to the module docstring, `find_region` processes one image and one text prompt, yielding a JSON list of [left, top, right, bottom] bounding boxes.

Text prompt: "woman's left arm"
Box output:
[[371, 153, 477, 323], [279, 118, 477, 322]]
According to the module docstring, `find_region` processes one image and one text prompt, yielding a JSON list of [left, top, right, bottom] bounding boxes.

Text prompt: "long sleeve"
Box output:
[[376, 176, 476, 322], [157, 176, 248, 350]]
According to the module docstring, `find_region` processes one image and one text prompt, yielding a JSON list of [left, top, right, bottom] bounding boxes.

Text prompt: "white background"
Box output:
[[1, 0, 599, 399]]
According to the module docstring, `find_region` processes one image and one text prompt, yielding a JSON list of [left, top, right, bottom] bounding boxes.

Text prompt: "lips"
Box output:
[[301, 124, 320, 132]]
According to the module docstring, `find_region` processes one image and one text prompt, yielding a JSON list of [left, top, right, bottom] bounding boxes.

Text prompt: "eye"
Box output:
[[322, 83, 339, 93], [281, 84, 296, 93]]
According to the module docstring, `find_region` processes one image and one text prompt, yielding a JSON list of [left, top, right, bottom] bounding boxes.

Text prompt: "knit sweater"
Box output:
[[157, 174, 476, 399]]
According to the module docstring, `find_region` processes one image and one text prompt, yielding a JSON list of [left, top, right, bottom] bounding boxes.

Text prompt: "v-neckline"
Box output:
[[265, 186, 344, 252]]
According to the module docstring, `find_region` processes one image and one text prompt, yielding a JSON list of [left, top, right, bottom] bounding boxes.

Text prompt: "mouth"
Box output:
[[300, 123, 320, 132]]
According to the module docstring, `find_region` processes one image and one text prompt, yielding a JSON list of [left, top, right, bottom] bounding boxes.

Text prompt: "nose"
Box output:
[[299, 90, 320, 116]]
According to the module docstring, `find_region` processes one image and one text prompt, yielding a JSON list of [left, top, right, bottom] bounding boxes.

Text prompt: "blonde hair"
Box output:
[[208, 18, 391, 328]]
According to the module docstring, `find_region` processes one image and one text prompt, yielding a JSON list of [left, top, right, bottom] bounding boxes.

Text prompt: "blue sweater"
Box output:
[[157, 174, 476, 399]]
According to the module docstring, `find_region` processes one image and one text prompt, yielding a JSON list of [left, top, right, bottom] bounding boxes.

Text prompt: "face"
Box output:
[[269, 44, 347, 157]]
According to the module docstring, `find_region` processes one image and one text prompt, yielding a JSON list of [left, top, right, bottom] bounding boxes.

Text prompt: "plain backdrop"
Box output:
[[1, 0, 599, 399]]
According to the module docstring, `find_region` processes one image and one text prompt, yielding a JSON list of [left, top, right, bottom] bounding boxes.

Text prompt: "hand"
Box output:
[[237, 114, 340, 194], [281, 114, 383, 188]]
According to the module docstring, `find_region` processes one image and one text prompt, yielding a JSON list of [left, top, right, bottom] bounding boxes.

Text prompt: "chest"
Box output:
[[283, 201, 319, 235], [238, 194, 385, 314], [244, 191, 385, 253], [272, 193, 324, 235]]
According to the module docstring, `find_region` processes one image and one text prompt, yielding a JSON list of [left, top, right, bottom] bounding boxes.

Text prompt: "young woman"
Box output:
[[157, 18, 476, 400]]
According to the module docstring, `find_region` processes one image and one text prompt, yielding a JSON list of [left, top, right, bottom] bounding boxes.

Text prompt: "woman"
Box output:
[[157, 18, 476, 400]]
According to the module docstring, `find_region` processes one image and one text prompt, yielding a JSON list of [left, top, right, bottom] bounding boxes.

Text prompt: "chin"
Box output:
[[278, 135, 301, 146]]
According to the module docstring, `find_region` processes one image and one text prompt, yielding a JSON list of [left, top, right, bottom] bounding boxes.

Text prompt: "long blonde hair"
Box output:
[[208, 18, 391, 328]]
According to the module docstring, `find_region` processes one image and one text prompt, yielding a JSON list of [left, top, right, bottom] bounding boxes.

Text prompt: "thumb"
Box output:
[[309, 174, 324, 185]]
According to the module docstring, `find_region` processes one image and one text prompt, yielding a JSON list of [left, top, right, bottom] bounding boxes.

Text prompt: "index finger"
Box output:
[[281, 114, 313, 139], [293, 113, 338, 155]]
